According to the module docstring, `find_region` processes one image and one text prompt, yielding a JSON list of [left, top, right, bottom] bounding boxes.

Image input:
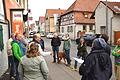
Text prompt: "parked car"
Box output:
[[82, 33, 102, 46], [83, 34, 96, 46], [29, 31, 36, 38], [40, 32, 45, 37], [46, 33, 54, 39]]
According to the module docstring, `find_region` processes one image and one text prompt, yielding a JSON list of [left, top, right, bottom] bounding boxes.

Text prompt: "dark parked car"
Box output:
[[82, 34, 102, 46], [82, 34, 96, 46]]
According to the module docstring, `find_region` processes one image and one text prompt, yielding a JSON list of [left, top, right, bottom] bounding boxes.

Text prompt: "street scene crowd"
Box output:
[[6, 31, 120, 80]]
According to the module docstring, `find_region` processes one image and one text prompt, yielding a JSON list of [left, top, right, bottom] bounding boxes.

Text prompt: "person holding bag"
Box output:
[[79, 38, 112, 80], [18, 42, 49, 80]]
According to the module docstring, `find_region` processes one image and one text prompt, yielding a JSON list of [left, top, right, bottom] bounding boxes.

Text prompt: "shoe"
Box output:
[[52, 61, 56, 63], [66, 64, 71, 67], [72, 68, 77, 71]]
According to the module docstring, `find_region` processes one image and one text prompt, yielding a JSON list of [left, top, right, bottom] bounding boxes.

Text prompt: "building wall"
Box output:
[[50, 17, 54, 32], [112, 15, 120, 44], [0, 23, 8, 76], [95, 2, 117, 44], [0, 0, 9, 76]]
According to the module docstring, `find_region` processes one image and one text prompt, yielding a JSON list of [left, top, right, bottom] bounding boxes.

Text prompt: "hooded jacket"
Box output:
[[80, 38, 112, 80], [11, 40, 23, 61]]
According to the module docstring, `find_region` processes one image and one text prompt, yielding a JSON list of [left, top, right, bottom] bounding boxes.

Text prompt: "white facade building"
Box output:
[[0, 0, 9, 76], [94, 1, 120, 44]]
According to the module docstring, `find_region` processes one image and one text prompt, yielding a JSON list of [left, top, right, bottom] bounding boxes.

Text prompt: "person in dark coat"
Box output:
[[51, 33, 61, 63], [73, 38, 88, 70], [100, 34, 111, 56], [79, 38, 112, 80], [40, 38, 44, 51]]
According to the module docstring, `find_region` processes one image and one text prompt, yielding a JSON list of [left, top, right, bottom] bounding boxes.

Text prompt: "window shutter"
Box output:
[[0, 25, 4, 51]]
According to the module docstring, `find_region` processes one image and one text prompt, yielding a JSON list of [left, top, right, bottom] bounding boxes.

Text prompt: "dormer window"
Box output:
[[83, 12, 88, 18]]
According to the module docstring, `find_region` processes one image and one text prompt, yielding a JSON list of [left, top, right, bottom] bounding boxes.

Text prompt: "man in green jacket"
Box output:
[[12, 33, 23, 80], [112, 38, 120, 80]]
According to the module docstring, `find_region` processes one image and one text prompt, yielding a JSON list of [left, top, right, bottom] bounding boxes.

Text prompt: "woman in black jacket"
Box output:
[[79, 38, 112, 80]]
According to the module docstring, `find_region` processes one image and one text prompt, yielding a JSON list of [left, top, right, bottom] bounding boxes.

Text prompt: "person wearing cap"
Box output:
[[79, 38, 112, 80]]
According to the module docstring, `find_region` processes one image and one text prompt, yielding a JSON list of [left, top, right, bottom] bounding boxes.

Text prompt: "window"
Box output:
[[62, 27, 64, 33], [101, 26, 106, 34], [83, 25, 86, 31], [67, 26, 73, 32], [83, 12, 88, 18], [89, 25, 93, 30]]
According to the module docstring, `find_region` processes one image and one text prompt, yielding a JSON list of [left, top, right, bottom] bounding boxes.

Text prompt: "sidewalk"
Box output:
[[0, 69, 10, 80]]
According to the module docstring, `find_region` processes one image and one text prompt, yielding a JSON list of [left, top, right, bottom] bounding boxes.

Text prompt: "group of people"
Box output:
[[7, 31, 120, 80], [7, 32, 51, 80], [77, 34, 120, 80], [51, 33, 71, 66]]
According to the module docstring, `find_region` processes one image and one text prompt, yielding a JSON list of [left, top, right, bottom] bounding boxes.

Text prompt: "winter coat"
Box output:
[[80, 38, 112, 80], [112, 45, 120, 65], [11, 40, 23, 61], [51, 37, 61, 47], [77, 43, 88, 57], [18, 55, 49, 80], [63, 38, 71, 50], [40, 39, 44, 51], [105, 44, 111, 56]]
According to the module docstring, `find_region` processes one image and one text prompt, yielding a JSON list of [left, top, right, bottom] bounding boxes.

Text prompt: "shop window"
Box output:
[[0, 25, 4, 51]]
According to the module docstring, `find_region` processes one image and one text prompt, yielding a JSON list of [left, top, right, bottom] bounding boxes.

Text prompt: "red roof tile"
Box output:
[[74, 12, 95, 24], [102, 1, 120, 14], [46, 9, 66, 17], [67, 0, 100, 13]]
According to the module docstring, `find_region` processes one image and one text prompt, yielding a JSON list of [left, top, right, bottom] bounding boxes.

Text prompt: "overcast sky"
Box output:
[[28, 0, 120, 21]]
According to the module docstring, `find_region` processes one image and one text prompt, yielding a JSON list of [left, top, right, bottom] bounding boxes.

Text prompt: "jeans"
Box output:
[[52, 46, 59, 62], [14, 59, 20, 80], [65, 49, 71, 65], [8, 56, 16, 77]]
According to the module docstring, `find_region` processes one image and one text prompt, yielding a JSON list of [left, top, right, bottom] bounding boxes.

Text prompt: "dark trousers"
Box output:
[[8, 56, 15, 77], [52, 46, 59, 62], [65, 49, 71, 65], [14, 59, 20, 80]]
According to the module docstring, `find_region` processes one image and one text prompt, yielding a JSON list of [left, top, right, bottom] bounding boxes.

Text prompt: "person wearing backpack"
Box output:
[[79, 38, 112, 80]]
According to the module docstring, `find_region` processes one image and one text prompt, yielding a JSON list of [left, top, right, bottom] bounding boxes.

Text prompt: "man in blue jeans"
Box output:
[[51, 33, 61, 63]]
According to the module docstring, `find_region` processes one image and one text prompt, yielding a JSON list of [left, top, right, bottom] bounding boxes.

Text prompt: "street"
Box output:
[[42, 37, 115, 80], [42, 37, 91, 80]]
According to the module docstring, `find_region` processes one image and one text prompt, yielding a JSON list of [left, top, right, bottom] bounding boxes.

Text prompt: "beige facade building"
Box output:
[[45, 9, 65, 33]]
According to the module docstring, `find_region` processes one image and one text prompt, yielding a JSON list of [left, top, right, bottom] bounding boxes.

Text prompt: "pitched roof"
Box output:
[[67, 0, 100, 13], [46, 9, 66, 17], [102, 1, 120, 14]]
